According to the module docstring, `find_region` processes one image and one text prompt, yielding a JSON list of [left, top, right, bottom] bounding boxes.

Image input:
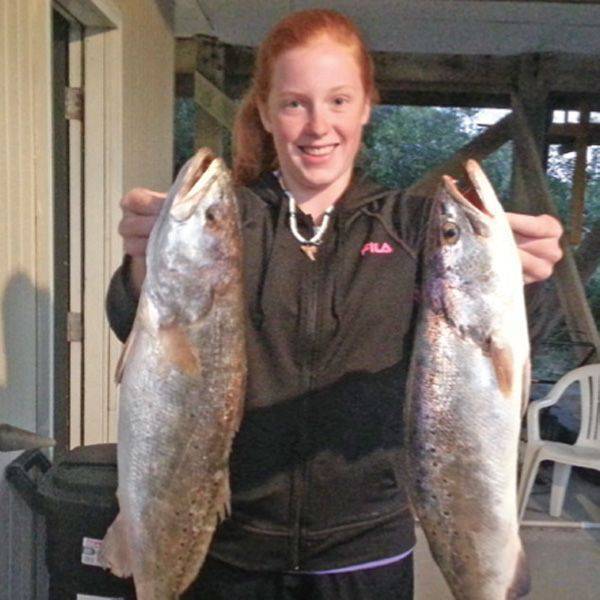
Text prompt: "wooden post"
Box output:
[[194, 35, 228, 157], [193, 71, 236, 131], [510, 55, 551, 214], [569, 104, 590, 245], [512, 97, 600, 360], [407, 114, 513, 196], [175, 36, 232, 158]]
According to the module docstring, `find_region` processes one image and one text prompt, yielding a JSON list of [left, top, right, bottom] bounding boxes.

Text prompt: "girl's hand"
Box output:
[[119, 187, 166, 256], [118, 187, 166, 296], [506, 213, 564, 284]]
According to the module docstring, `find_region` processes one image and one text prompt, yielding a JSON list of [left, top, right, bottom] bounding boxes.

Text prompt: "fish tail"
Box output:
[[506, 548, 531, 599], [98, 511, 134, 578], [135, 580, 178, 600]]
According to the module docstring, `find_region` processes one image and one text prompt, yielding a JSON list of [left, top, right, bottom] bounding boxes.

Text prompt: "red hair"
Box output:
[[232, 9, 379, 186]]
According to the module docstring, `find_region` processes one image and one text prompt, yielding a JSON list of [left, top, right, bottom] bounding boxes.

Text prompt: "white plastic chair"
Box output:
[[517, 363, 600, 520]]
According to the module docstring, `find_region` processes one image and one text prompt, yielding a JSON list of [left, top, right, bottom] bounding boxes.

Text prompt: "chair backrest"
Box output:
[[573, 364, 600, 448]]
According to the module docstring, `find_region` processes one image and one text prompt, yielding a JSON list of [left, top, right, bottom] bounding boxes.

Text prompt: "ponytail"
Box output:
[[232, 91, 277, 186]]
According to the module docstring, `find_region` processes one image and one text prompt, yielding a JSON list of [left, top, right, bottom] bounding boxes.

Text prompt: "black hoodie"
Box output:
[[106, 170, 433, 572]]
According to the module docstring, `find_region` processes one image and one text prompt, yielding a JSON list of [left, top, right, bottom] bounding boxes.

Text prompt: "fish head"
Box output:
[[423, 160, 520, 345], [147, 149, 243, 323]]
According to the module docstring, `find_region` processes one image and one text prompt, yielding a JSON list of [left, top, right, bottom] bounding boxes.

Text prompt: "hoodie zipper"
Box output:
[[290, 226, 325, 571]]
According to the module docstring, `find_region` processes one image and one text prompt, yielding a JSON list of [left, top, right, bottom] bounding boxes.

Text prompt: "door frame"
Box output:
[[53, 0, 123, 447]]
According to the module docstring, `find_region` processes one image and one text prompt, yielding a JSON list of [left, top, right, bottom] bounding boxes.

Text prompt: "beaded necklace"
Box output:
[[275, 171, 335, 261]]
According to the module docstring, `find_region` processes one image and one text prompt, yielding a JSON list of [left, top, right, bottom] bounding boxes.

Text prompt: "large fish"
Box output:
[[0, 423, 55, 452], [99, 148, 246, 599], [406, 160, 531, 599]]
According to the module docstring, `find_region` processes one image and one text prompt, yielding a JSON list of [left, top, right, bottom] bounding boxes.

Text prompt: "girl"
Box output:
[[108, 9, 562, 600]]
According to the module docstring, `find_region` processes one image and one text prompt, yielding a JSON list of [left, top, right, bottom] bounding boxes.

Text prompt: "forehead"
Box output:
[[270, 37, 363, 91]]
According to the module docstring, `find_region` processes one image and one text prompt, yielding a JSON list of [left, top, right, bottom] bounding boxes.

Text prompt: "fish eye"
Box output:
[[441, 221, 460, 245], [205, 208, 217, 225]]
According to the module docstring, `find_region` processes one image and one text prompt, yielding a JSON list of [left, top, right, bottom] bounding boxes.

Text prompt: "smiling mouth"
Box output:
[[299, 144, 338, 156]]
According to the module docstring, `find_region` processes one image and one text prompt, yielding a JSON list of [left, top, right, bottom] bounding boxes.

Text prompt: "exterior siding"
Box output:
[[0, 0, 173, 596], [0, 1, 53, 597]]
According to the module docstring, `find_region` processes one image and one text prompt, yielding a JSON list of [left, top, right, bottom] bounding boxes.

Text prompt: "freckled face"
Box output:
[[259, 38, 371, 199]]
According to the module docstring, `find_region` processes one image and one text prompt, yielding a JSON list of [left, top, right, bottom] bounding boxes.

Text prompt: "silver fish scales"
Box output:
[[406, 160, 531, 600], [100, 149, 246, 599]]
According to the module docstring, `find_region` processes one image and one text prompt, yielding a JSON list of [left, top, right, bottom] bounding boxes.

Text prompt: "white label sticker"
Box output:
[[76, 594, 125, 600], [81, 536, 104, 567]]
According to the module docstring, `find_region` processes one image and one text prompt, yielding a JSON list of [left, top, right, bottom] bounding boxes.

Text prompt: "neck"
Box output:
[[280, 170, 352, 224]]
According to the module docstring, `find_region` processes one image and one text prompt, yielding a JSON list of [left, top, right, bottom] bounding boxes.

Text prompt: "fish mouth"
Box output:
[[171, 148, 225, 221], [180, 148, 216, 197], [442, 172, 489, 220], [441, 159, 504, 223]]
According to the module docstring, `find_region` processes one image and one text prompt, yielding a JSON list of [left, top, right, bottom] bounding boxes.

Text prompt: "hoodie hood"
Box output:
[[246, 170, 395, 215]]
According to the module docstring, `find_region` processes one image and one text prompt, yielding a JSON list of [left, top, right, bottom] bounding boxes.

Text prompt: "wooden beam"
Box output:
[[407, 114, 513, 196], [548, 122, 600, 146], [466, 0, 600, 3], [510, 56, 551, 213], [569, 105, 591, 245], [223, 44, 600, 109], [511, 97, 600, 359], [175, 38, 198, 74], [194, 71, 236, 132], [379, 89, 510, 110], [190, 36, 236, 157], [374, 51, 515, 90], [540, 55, 600, 96]]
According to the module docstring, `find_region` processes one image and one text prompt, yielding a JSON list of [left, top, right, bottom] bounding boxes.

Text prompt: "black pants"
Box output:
[[182, 554, 414, 600]]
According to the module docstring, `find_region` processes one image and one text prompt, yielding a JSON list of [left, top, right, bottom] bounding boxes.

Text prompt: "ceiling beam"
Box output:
[[223, 44, 600, 108]]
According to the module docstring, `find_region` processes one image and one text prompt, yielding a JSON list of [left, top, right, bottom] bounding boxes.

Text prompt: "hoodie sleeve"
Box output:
[[392, 192, 435, 256], [106, 255, 139, 343]]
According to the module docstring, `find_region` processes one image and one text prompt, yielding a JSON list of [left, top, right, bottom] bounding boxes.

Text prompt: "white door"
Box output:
[[0, 1, 122, 597]]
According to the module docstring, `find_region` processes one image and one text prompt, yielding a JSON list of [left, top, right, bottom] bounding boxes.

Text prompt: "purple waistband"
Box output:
[[291, 547, 414, 575]]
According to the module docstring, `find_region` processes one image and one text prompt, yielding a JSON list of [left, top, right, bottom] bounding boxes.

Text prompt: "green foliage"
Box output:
[[361, 105, 600, 346], [362, 106, 513, 201], [174, 99, 198, 175], [362, 106, 474, 188]]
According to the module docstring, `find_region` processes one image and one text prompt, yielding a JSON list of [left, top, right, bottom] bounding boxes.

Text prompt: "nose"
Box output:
[[306, 105, 330, 137]]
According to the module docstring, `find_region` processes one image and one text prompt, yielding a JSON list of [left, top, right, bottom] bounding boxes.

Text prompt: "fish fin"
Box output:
[[158, 322, 202, 378], [216, 471, 232, 521], [489, 340, 514, 398], [136, 580, 178, 600], [0, 423, 55, 451], [98, 511, 134, 578], [115, 321, 139, 385], [506, 548, 531, 599], [521, 358, 531, 418]]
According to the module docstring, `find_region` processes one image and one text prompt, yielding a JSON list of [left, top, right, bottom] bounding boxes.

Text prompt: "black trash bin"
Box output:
[[6, 443, 136, 600]]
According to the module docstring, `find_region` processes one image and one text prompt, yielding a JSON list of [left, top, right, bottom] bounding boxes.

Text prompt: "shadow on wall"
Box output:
[[155, 0, 175, 29], [0, 272, 51, 435], [0, 272, 50, 600]]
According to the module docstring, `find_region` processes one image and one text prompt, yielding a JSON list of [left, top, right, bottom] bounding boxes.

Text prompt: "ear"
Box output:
[[257, 101, 273, 134], [361, 100, 372, 126]]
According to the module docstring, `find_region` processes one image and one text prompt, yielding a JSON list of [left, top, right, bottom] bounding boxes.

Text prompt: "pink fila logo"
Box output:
[[361, 242, 394, 256]]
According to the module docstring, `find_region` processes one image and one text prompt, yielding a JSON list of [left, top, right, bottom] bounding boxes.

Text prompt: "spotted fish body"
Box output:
[[406, 160, 531, 599], [100, 149, 246, 599]]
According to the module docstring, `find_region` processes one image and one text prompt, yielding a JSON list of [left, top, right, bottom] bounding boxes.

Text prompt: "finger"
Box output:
[[516, 237, 564, 264], [518, 248, 555, 284], [123, 236, 149, 257], [506, 212, 563, 240], [119, 214, 158, 238], [120, 188, 166, 215]]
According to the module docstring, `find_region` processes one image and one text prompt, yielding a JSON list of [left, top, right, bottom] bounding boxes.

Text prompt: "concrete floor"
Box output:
[[414, 467, 600, 599]]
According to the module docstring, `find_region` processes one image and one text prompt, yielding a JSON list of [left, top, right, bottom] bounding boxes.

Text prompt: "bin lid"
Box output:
[[37, 443, 119, 510]]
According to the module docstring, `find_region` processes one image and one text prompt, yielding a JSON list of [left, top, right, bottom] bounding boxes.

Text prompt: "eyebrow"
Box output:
[[277, 85, 357, 96]]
